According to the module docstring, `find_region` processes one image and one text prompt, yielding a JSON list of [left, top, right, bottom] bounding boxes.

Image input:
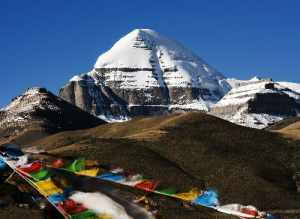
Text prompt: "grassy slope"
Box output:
[[32, 112, 300, 211], [267, 117, 300, 131], [267, 117, 300, 193], [269, 118, 300, 141]]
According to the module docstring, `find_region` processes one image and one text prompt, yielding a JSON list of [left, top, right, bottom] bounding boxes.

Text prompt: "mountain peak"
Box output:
[[131, 28, 157, 35], [61, 29, 231, 119], [0, 87, 105, 144], [93, 28, 226, 91], [3, 87, 51, 112], [250, 76, 261, 81], [94, 28, 175, 69], [127, 28, 173, 44]]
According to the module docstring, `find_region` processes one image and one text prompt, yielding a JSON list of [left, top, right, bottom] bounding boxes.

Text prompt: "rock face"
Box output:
[[60, 29, 230, 119], [0, 87, 105, 144], [212, 78, 300, 129]]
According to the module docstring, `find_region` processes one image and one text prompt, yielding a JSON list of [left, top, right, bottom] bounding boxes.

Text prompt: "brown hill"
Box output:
[[30, 112, 300, 212], [267, 117, 300, 141]]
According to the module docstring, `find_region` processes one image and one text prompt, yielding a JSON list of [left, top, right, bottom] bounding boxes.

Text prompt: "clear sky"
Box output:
[[1, 0, 300, 107]]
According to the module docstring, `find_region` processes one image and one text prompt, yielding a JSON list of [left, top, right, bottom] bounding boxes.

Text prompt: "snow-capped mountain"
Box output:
[[0, 87, 105, 144], [211, 78, 300, 129], [60, 29, 230, 118], [59, 28, 300, 128]]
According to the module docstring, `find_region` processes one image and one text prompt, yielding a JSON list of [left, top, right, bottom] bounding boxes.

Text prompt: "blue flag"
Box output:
[[0, 158, 7, 171], [192, 189, 219, 208]]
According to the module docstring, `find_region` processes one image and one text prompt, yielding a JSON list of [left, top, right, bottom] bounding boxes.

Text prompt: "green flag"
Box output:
[[67, 158, 86, 172], [30, 168, 51, 181], [71, 210, 98, 219], [156, 187, 177, 195]]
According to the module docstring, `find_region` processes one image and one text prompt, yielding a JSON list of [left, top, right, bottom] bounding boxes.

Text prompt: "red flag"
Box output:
[[19, 161, 42, 173], [241, 206, 258, 217], [51, 159, 65, 168], [134, 180, 159, 192], [58, 199, 87, 214]]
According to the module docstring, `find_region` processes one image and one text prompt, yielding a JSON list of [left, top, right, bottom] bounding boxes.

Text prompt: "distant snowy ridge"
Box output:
[[216, 80, 300, 107], [225, 76, 271, 89], [225, 77, 300, 102], [226, 77, 300, 92], [212, 78, 300, 129]]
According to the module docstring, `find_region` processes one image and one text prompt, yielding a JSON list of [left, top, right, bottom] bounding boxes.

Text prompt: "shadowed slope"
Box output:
[[31, 112, 300, 212]]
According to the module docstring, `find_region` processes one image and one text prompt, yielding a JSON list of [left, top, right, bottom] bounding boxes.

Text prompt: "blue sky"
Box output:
[[1, 0, 300, 107]]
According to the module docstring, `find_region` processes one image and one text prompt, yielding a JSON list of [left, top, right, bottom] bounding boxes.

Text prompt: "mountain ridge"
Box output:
[[211, 78, 300, 128]]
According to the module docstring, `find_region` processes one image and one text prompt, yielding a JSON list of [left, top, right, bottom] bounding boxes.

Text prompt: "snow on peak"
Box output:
[[250, 76, 261, 81], [95, 28, 197, 69], [70, 75, 84, 82], [18, 87, 44, 96], [93, 28, 227, 93], [3, 87, 58, 113]]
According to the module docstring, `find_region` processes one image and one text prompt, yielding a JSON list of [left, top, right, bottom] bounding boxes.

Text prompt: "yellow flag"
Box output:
[[173, 188, 201, 201], [77, 168, 100, 177], [99, 214, 113, 219], [85, 160, 99, 167], [35, 178, 63, 197]]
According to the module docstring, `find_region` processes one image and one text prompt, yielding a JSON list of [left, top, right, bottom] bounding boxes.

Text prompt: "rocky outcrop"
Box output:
[[248, 92, 299, 115], [59, 74, 128, 117], [59, 75, 218, 117]]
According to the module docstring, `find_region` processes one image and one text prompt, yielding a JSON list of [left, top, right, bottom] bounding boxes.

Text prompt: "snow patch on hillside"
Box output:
[[98, 114, 130, 123], [215, 109, 285, 129], [169, 100, 209, 111]]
